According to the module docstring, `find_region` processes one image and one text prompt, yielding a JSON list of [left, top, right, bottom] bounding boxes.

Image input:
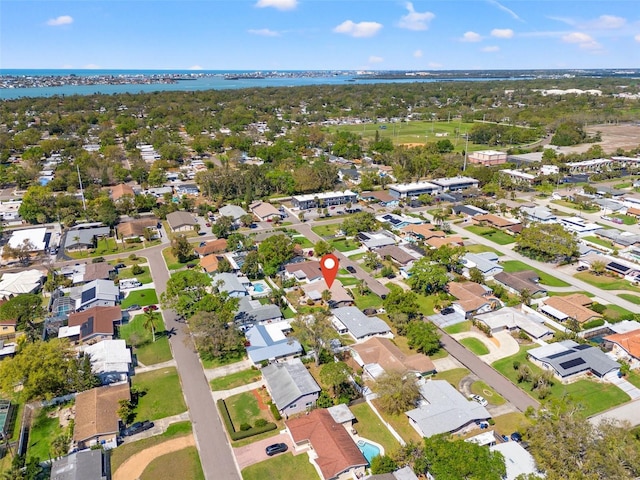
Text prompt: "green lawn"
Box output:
[[548, 290, 594, 298], [311, 224, 341, 238], [415, 293, 437, 316], [612, 214, 637, 225], [141, 446, 204, 480], [27, 407, 65, 461], [465, 225, 516, 245], [460, 337, 490, 356], [336, 275, 360, 286], [370, 399, 422, 445], [350, 402, 401, 455], [111, 421, 193, 473], [119, 314, 172, 366], [604, 304, 634, 320], [330, 238, 359, 252], [132, 368, 187, 422], [626, 371, 640, 389], [492, 412, 531, 438], [493, 347, 630, 416], [117, 265, 153, 285], [464, 244, 505, 256], [66, 237, 158, 259], [444, 321, 472, 334], [471, 381, 506, 406], [225, 391, 269, 428], [432, 368, 470, 390], [210, 369, 262, 391], [242, 453, 320, 480], [501, 260, 570, 287], [551, 199, 600, 213], [618, 293, 640, 305], [162, 247, 194, 270], [583, 236, 614, 249], [201, 353, 246, 369], [352, 290, 384, 310], [575, 272, 640, 293], [291, 235, 313, 248], [121, 289, 159, 308]]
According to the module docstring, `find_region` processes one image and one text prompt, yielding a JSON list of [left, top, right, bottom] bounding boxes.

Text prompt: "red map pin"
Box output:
[[320, 253, 339, 288]]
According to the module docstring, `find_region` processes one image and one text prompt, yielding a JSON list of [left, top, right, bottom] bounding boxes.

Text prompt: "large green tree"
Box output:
[[341, 211, 378, 236], [516, 223, 579, 262], [160, 270, 211, 318], [291, 312, 335, 365], [187, 294, 242, 361], [407, 259, 449, 295], [373, 371, 420, 416], [171, 234, 194, 264], [406, 320, 441, 355], [0, 293, 44, 331], [257, 233, 295, 276]]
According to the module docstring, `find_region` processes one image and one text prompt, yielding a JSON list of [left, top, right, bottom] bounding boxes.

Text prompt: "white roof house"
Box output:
[[490, 442, 543, 480], [219, 205, 248, 221], [0, 269, 45, 299], [83, 340, 132, 384], [330, 307, 391, 341], [475, 306, 553, 340], [8, 227, 49, 251]]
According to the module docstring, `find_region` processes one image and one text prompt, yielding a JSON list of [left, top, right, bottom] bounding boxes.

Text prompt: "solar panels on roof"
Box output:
[[80, 287, 96, 304], [608, 262, 631, 273], [574, 344, 591, 351], [559, 358, 586, 370], [547, 350, 574, 360]]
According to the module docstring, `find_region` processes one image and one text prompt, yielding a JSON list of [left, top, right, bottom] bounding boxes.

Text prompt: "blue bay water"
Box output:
[[0, 69, 518, 100]]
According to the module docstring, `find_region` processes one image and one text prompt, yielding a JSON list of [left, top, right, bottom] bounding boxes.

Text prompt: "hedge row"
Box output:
[[269, 401, 282, 421], [217, 399, 277, 441]]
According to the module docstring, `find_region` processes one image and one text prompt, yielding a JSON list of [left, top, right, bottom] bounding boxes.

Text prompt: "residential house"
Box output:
[[219, 205, 247, 221], [284, 261, 323, 283], [83, 340, 132, 385], [472, 213, 520, 231], [447, 282, 499, 318], [499, 169, 536, 184], [377, 213, 423, 230], [286, 409, 367, 480], [452, 205, 488, 217], [245, 321, 302, 365], [375, 245, 421, 267], [0, 269, 45, 300], [301, 279, 353, 308], [594, 228, 640, 249], [166, 211, 197, 232], [50, 450, 108, 480], [474, 306, 554, 340], [406, 380, 491, 438], [175, 183, 199, 196], [195, 239, 228, 257], [425, 234, 464, 249], [83, 262, 116, 283], [212, 273, 249, 297], [235, 296, 283, 328], [330, 306, 391, 341], [62, 305, 122, 344], [116, 218, 159, 241], [0, 319, 17, 342], [73, 382, 130, 450], [388, 181, 440, 199], [539, 294, 601, 325], [432, 176, 480, 192], [350, 336, 436, 380], [200, 254, 221, 274], [527, 340, 619, 383], [109, 183, 135, 202], [603, 329, 640, 367], [64, 226, 111, 250], [359, 190, 399, 207], [490, 442, 542, 480], [461, 253, 503, 279], [520, 206, 557, 224], [493, 270, 547, 297], [559, 217, 601, 235], [73, 279, 120, 312], [291, 190, 358, 210], [7, 227, 50, 252], [338, 168, 361, 184], [358, 231, 397, 250], [467, 150, 507, 166], [400, 224, 437, 242], [249, 201, 282, 222], [262, 358, 321, 416]]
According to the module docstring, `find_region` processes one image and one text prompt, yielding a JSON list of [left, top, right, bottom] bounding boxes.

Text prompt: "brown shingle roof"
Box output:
[[285, 261, 322, 281], [200, 254, 220, 273], [351, 337, 435, 375], [110, 184, 134, 201], [287, 409, 367, 479], [249, 201, 281, 220], [68, 305, 122, 340], [194, 239, 228, 256], [543, 295, 601, 324], [473, 214, 518, 228], [301, 279, 353, 305], [605, 330, 640, 359], [493, 270, 546, 295], [375, 245, 416, 265], [116, 218, 158, 238], [73, 383, 130, 443], [426, 235, 464, 248], [362, 190, 395, 203], [83, 262, 115, 282], [400, 223, 436, 238]]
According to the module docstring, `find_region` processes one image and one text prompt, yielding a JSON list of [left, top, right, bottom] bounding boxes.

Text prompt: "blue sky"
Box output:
[[2, 0, 640, 70]]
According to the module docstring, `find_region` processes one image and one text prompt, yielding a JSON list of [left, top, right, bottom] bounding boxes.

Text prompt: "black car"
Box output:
[[265, 443, 288, 456], [510, 432, 522, 442], [441, 307, 455, 315], [123, 420, 154, 437], [346, 266, 356, 274], [114, 263, 126, 269]]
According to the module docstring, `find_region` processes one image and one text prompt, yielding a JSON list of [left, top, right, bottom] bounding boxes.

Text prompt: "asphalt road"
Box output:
[[438, 329, 540, 412], [144, 244, 241, 480]]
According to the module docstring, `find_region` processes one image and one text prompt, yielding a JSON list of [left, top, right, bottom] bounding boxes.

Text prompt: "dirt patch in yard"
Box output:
[[113, 435, 196, 480]]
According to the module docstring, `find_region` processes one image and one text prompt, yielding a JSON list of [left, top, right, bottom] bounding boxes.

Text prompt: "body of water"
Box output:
[[0, 69, 521, 100], [357, 439, 381, 464]]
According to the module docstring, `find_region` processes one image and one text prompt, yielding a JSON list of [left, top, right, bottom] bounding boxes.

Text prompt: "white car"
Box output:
[[470, 394, 488, 407]]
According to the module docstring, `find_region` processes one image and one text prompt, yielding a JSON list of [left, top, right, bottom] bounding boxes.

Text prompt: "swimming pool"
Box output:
[[357, 439, 381, 464], [253, 283, 264, 293]]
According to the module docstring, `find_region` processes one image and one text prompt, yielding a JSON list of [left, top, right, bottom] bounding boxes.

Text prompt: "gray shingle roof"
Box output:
[[528, 340, 619, 378], [262, 359, 320, 410], [245, 324, 302, 364], [331, 306, 391, 339]]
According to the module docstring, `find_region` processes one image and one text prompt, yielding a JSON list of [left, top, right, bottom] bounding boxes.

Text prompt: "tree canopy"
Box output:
[[516, 223, 579, 262], [407, 259, 449, 295], [160, 270, 211, 318], [0, 293, 44, 330], [257, 233, 295, 276], [373, 371, 420, 415]]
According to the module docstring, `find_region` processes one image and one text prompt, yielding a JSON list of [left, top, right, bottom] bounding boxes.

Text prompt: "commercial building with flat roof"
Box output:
[[388, 181, 440, 199], [432, 176, 480, 191], [291, 190, 357, 210], [468, 150, 507, 166]]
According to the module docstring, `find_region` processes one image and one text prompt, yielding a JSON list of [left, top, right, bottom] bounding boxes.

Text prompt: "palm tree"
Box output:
[[143, 311, 157, 342]]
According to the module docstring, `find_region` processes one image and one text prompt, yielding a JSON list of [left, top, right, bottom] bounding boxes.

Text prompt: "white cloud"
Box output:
[[487, 0, 523, 22], [428, 62, 443, 68], [413, 49, 423, 58], [46, 15, 73, 26], [83, 64, 100, 69], [248, 28, 280, 37], [491, 28, 514, 39], [482, 46, 500, 52], [460, 31, 482, 42], [255, 0, 297, 10], [334, 20, 383, 38], [562, 31, 601, 50], [589, 15, 626, 29], [635, 34, 640, 42], [188, 65, 203, 70], [397, 2, 435, 31], [369, 55, 384, 63]]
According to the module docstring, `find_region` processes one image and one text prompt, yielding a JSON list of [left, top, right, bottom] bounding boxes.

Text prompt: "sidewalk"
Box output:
[[212, 380, 265, 401], [604, 372, 640, 400], [135, 359, 177, 374], [204, 359, 253, 381]]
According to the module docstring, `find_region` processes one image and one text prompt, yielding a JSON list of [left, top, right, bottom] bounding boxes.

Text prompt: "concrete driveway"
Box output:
[[233, 432, 300, 470], [451, 331, 520, 364]]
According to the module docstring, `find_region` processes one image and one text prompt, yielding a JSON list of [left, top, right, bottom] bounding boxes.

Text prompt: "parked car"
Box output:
[[469, 394, 488, 407], [143, 305, 158, 313], [441, 307, 455, 315], [265, 443, 288, 456], [123, 420, 154, 437], [576, 265, 588, 271], [205, 223, 211, 227], [114, 263, 126, 269], [346, 266, 356, 274], [125, 304, 141, 312], [510, 432, 522, 442]]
